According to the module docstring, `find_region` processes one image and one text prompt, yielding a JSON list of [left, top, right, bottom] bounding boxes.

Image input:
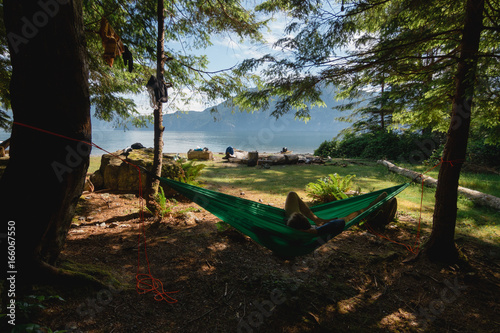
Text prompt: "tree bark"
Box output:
[[147, 0, 166, 215], [0, 0, 90, 284], [425, 0, 484, 263]]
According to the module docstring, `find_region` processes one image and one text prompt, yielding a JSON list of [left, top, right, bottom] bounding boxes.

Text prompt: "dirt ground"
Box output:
[[24, 188, 500, 333]]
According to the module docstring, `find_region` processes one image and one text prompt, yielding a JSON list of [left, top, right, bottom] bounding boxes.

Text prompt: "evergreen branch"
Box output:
[[167, 56, 238, 75]]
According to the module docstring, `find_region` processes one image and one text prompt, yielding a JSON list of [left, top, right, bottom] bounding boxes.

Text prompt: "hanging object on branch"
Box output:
[[99, 17, 125, 67], [146, 74, 171, 108]]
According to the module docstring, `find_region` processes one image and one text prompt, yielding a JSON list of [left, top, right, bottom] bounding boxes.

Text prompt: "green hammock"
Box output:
[[158, 176, 409, 257]]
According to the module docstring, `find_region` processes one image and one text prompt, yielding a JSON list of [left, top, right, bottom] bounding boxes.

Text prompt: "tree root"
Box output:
[[18, 260, 109, 292]]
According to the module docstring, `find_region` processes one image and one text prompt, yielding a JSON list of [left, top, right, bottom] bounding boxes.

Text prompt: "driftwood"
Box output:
[[227, 153, 325, 166], [378, 160, 500, 210]]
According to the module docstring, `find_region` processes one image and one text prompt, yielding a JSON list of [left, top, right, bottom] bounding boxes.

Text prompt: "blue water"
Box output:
[[92, 129, 336, 155], [0, 129, 337, 155]]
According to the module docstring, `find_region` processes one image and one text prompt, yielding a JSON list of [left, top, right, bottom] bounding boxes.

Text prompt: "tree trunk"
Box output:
[[147, 0, 166, 215], [0, 0, 90, 284], [380, 80, 385, 131], [425, 0, 484, 263]]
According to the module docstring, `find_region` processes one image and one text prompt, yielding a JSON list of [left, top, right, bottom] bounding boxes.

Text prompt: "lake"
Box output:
[[92, 129, 337, 155], [0, 129, 337, 155]]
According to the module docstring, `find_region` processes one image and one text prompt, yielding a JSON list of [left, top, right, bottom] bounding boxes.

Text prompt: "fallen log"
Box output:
[[378, 160, 500, 210]]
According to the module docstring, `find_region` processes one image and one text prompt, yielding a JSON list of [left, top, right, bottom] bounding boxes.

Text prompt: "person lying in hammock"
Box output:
[[284, 191, 388, 236]]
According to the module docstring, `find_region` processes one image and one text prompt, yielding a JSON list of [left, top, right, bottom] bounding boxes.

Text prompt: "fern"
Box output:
[[145, 186, 173, 217], [176, 160, 206, 185], [306, 173, 356, 203]]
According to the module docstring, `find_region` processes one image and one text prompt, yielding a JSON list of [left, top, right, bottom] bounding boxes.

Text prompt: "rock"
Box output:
[[90, 170, 104, 190], [90, 148, 185, 194]]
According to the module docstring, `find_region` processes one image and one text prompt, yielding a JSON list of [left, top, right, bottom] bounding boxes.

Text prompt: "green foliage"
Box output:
[[306, 173, 356, 203], [315, 129, 500, 168], [315, 131, 448, 164], [0, 108, 10, 130], [176, 160, 206, 185], [314, 140, 338, 158], [151, 186, 173, 217], [216, 221, 232, 232], [0, 294, 66, 333], [16, 295, 64, 313], [466, 135, 500, 168]]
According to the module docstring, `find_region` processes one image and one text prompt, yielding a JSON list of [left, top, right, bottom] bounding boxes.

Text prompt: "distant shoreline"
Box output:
[[2, 129, 327, 157]]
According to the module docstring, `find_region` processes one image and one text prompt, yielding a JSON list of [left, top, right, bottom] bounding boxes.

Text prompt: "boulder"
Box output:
[[90, 148, 185, 193]]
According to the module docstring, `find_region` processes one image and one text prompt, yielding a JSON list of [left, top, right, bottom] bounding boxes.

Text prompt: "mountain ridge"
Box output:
[[157, 86, 349, 132], [91, 86, 353, 133]]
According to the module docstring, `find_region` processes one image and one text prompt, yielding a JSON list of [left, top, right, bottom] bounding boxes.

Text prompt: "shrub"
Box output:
[[314, 140, 337, 157], [315, 130, 449, 163], [306, 173, 356, 203], [175, 160, 206, 185]]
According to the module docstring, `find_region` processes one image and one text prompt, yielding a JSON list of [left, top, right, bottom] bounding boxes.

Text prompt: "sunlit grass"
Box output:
[[88, 156, 101, 174]]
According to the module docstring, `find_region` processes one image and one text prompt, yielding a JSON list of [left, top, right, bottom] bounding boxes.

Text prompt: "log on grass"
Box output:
[[378, 160, 500, 210]]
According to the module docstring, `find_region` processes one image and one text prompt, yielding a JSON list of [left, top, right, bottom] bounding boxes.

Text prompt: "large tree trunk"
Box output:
[[0, 0, 90, 284], [425, 0, 484, 263], [147, 0, 166, 215]]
